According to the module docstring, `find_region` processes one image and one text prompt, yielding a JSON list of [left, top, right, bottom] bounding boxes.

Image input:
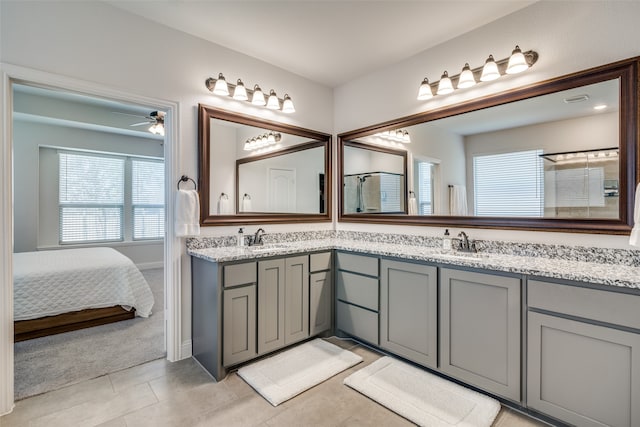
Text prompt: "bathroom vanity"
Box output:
[[190, 235, 640, 427]]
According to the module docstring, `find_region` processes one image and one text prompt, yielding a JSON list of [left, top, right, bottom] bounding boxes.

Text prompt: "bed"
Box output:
[[13, 247, 155, 341]]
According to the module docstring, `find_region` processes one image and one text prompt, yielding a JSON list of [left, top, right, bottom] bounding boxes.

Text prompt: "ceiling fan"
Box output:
[[112, 110, 166, 136]]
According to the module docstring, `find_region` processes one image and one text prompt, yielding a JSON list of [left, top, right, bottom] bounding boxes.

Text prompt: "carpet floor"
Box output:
[[13, 267, 165, 400]]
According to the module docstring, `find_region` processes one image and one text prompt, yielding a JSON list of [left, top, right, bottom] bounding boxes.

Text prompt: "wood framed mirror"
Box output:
[[198, 104, 332, 225], [338, 57, 638, 234]]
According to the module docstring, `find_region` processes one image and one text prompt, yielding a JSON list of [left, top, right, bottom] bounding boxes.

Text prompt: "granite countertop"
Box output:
[[188, 238, 640, 291]]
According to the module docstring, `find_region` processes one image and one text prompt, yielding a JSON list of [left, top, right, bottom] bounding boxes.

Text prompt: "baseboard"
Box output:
[[137, 261, 164, 270], [180, 339, 192, 359]]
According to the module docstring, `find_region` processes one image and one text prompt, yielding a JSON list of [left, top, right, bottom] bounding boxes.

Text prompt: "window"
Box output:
[[59, 152, 124, 243], [58, 151, 164, 244], [473, 149, 544, 217], [132, 159, 165, 240], [416, 161, 434, 215]]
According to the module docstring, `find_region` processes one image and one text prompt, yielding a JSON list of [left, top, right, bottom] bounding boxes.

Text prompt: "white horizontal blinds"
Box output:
[[132, 159, 165, 240], [380, 173, 402, 212], [417, 162, 433, 215], [59, 152, 124, 243], [473, 149, 544, 217]]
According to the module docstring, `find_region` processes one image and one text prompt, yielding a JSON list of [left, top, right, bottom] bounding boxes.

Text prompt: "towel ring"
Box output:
[[177, 175, 197, 190], [219, 192, 229, 200], [243, 193, 251, 200]]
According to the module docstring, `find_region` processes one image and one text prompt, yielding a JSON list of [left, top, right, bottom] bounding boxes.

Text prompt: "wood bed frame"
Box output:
[[14, 306, 135, 342]]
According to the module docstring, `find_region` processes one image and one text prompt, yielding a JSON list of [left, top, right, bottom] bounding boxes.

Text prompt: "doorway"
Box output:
[[0, 65, 181, 413]]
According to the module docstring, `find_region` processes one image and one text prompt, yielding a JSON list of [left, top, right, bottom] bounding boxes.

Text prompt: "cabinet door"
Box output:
[[440, 268, 521, 402], [310, 270, 332, 335], [258, 259, 285, 355], [284, 255, 309, 345], [528, 311, 640, 427], [380, 260, 437, 368], [223, 285, 257, 366]]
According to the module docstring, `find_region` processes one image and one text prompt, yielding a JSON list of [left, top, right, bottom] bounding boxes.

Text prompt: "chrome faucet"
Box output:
[[457, 231, 477, 253], [250, 228, 265, 246]]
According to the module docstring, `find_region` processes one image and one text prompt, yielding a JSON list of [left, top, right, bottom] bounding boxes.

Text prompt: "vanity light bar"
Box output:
[[206, 74, 296, 113], [417, 45, 539, 100], [374, 129, 411, 143], [243, 132, 282, 151]]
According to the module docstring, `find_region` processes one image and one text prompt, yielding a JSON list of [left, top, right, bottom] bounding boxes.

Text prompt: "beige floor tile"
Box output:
[[30, 382, 157, 427], [123, 381, 235, 427], [193, 393, 282, 427], [95, 417, 127, 427], [323, 336, 359, 350], [148, 358, 215, 401], [109, 358, 168, 392], [222, 371, 259, 399], [0, 376, 115, 427]]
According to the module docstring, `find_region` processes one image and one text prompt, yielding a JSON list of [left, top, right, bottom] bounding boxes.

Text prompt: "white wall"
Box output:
[[334, 0, 640, 249], [0, 1, 334, 347]]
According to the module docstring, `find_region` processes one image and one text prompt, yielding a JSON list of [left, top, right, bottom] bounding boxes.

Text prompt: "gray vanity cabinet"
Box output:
[[222, 282, 257, 366], [380, 259, 437, 368], [309, 252, 332, 336], [257, 255, 310, 354], [335, 252, 380, 345], [527, 280, 640, 427], [440, 268, 521, 402]]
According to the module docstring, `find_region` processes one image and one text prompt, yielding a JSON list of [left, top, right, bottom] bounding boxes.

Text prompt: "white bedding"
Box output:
[[13, 248, 155, 321]]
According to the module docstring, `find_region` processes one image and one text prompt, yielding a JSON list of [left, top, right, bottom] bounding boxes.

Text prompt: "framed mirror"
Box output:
[[338, 57, 638, 234], [198, 105, 332, 225]]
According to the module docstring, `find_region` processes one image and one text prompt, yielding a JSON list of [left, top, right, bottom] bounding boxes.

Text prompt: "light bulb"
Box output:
[[480, 55, 500, 82], [417, 77, 433, 100], [233, 79, 248, 101], [506, 45, 529, 74], [282, 94, 295, 113], [267, 132, 276, 143], [402, 131, 411, 143], [457, 63, 476, 89], [212, 73, 230, 96], [266, 89, 280, 109], [437, 71, 454, 95], [251, 85, 266, 106]]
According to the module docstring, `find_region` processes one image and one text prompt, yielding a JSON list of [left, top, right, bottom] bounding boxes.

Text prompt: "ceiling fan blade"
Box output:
[[112, 111, 151, 119]]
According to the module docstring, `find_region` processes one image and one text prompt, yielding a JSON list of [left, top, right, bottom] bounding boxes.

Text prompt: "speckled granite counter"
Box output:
[[188, 237, 640, 291]]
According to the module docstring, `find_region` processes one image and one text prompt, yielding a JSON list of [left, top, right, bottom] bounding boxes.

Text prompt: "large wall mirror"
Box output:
[[338, 57, 638, 234], [198, 105, 332, 225]]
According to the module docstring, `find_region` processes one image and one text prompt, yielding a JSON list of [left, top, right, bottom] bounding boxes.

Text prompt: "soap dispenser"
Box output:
[[237, 227, 245, 247], [442, 229, 452, 251]]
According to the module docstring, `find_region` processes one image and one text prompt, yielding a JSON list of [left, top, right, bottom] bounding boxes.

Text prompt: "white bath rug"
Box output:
[[237, 338, 362, 406], [344, 356, 501, 427]]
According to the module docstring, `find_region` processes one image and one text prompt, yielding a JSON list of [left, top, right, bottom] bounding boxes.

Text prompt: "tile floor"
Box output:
[[1, 338, 549, 427]]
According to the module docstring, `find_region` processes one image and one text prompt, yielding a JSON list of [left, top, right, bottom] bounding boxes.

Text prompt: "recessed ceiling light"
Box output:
[[563, 94, 590, 103], [593, 104, 607, 110]]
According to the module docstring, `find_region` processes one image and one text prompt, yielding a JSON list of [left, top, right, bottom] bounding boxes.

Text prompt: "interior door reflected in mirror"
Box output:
[[198, 105, 332, 226], [339, 55, 640, 235]]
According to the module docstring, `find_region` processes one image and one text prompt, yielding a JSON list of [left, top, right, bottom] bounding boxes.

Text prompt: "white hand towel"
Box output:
[[408, 196, 418, 215], [629, 183, 640, 247], [449, 185, 468, 216], [218, 196, 230, 215], [175, 189, 200, 237], [242, 197, 252, 212]]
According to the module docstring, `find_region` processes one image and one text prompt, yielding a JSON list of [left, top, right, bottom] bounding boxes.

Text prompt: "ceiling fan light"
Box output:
[[506, 45, 529, 74], [251, 85, 266, 106], [233, 79, 248, 101], [457, 63, 476, 89], [417, 78, 433, 100], [437, 71, 454, 95], [212, 73, 230, 96], [282, 94, 295, 113], [266, 89, 280, 109], [480, 55, 500, 82]]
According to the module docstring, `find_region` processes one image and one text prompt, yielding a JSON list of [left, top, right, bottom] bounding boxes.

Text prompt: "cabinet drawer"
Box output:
[[529, 280, 640, 330], [223, 262, 257, 288], [310, 252, 332, 272], [336, 252, 378, 277], [337, 271, 379, 311], [336, 301, 378, 345]]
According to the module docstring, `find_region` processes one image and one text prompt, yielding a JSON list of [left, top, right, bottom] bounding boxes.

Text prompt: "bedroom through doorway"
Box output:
[[11, 83, 167, 400]]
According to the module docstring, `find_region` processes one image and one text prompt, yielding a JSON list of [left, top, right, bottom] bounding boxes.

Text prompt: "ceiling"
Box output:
[[107, 0, 537, 88]]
